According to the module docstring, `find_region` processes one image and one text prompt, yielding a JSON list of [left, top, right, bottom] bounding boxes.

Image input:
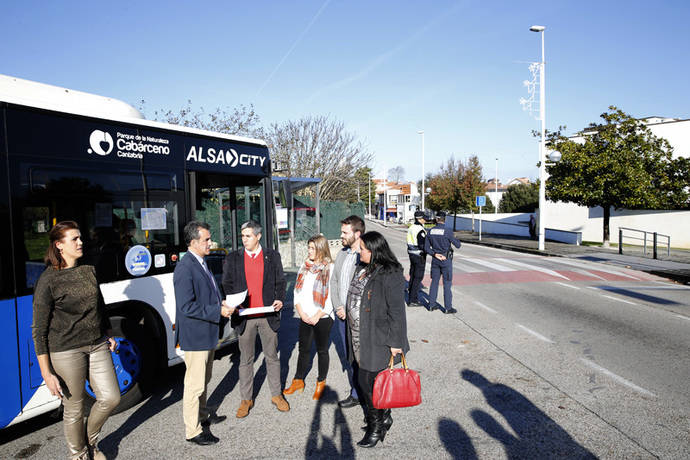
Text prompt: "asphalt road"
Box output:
[[1, 221, 688, 459]]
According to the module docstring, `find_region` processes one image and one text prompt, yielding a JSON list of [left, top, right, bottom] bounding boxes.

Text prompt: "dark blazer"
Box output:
[[348, 265, 410, 372], [173, 251, 224, 351], [221, 247, 286, 335]]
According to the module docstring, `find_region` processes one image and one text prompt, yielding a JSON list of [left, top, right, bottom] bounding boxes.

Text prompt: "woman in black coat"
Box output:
[[345, 231, 410, 448]]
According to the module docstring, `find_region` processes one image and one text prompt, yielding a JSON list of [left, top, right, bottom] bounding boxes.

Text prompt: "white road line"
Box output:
[[549, 258, 640, 280], [600, 294, 638, 306], [494, 258, 570, 280], [555, 282, 580, 289], [516, 324, 554, 343], [467, 258, 515, 272], [674, 314, 690, 322], [579, 358, 656, 397], [473, 301, 497, 314], [451, 258, 486, 273], [569, 268, 607, 280]]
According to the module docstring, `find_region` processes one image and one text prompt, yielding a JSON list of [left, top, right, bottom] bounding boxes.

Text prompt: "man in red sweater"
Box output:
[[222, 221, 288, 418]]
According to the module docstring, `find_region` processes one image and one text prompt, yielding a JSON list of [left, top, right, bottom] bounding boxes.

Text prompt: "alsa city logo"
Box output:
[[186, 146, 266, 168], [87, 130, 114, 156]]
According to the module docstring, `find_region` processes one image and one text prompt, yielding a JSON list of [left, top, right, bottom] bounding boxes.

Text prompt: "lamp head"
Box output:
[[417, 130, 424, 135], [530, 25, 545, 32], [547, 150, 562, 163]]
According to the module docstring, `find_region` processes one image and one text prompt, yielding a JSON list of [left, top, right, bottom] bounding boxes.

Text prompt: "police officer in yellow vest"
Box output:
[[406, 210, 427, 307]]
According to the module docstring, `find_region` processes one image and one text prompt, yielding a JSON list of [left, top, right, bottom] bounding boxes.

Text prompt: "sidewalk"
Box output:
[[454, 231, 690, 285]]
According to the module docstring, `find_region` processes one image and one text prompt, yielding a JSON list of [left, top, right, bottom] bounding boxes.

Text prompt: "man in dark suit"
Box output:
[[222, 220, 288, 418], [174, 221, 234, 446]]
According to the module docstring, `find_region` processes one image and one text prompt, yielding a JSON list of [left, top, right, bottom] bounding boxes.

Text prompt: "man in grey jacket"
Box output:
[[330, 215, 365, 409]]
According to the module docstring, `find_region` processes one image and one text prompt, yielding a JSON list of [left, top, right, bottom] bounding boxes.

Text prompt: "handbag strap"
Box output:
[[387, 352, 409, 372]]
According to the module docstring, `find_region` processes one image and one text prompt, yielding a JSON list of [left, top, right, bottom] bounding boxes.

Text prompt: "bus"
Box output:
[[0, 75, 277, 428]]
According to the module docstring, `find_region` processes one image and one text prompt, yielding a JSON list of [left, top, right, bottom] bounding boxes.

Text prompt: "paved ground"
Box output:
[[1, 222, 688, 459]]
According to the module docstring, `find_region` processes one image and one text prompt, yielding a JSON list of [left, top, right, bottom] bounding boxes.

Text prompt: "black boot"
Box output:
[[361, 409, 392, 432], [357, 408, 386, 448]]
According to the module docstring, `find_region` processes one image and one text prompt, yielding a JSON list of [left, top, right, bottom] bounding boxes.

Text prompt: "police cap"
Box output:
[[414, 210, 425, 218], [436, 211, 446, 219]]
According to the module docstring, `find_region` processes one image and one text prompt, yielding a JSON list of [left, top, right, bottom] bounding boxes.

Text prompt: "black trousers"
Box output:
[[358, 366, 385, 410], [295, 317, 334, 381], [408, 253, 426, 303]]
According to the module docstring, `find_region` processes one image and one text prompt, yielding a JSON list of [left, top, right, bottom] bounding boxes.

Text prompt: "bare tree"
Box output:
[[387, 166, 405, 183], [265, 115, 373, 201], [140, 99, 264, 138]]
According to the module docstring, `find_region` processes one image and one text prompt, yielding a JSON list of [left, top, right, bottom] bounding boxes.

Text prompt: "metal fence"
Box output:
[[618, 227, 670, 259]]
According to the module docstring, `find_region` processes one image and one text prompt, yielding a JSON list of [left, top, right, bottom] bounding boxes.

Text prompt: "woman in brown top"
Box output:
[[32, 221, 120, 460]]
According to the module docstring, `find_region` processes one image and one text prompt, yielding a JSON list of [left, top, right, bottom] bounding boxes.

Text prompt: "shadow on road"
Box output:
[[592, 285, 682, 305], [303, 387, 355, 459], [438, 417, 477, 460], [461, 369, 596, 459], [100, 366, 184, 458]]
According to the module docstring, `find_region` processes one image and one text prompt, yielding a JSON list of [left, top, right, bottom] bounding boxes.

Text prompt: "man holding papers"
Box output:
[[222, 220, 288, 418], [174, 221, 235, 446]]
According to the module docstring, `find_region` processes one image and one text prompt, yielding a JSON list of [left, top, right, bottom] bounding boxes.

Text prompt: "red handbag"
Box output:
[[372, 353, 422, 409]]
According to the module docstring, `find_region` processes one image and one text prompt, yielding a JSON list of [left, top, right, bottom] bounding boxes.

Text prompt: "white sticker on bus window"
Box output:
[[154, 254, 166, 268], [141, 208, 167, 230], [276, 207, 288, 229]]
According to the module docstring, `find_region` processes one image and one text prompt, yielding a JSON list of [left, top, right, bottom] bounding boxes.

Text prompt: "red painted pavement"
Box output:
[[405, 268, 656, 286]]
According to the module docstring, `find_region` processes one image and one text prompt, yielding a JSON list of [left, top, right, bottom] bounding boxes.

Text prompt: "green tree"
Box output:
[[498, 182, 539, 213], [426, 155, 493, 229], [343, 167, 377, 206], [546, 106, 690, 244]]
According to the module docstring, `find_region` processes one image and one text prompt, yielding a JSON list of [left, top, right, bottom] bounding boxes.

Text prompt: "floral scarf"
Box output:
[[294, 259, 330, 309]]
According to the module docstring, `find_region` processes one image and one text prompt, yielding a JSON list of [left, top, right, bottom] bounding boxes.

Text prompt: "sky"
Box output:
[[2, 0, 689, 184]]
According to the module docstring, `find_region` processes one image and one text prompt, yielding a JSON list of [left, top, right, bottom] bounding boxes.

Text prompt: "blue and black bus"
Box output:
[[0, 75, 276, 428]]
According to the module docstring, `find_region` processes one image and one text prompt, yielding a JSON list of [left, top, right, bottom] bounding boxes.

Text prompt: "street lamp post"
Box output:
[[417, 130, 425, 212], [368, 169, 371, 217], [495, 157, 498, 214], [530, 24, 547, 251]]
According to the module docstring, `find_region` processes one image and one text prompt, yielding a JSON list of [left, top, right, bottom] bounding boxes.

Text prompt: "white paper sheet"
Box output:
[[225, 290, 247, 307], [238, 306, 276, 316]]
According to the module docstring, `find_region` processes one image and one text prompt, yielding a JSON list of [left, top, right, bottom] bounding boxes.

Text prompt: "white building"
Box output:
[[374, 179, 420, 222]]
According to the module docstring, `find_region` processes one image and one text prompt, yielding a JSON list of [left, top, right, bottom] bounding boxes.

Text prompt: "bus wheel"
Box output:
[[85, 314, 159, 414]]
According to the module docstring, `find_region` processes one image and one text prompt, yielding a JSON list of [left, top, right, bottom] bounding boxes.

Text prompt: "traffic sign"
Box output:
[[476, 195, 486, 207]]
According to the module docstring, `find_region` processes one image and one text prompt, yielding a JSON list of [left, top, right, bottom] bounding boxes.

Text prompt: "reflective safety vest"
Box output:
[[407, 223, 426, 254]]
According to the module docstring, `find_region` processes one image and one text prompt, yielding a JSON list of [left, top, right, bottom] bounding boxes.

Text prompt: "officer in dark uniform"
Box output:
[[406, 210, 427, 307], [424, 211, 461, 314]]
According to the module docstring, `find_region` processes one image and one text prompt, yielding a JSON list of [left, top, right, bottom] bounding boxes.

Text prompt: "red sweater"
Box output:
[[244, 250, 264, 311]]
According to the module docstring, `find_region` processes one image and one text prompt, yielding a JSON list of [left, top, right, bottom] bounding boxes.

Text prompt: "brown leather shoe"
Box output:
[[271, 395, 290, 412], [283, 378, 305, 395], [313, 380, 326, 400], [236, 399, 253, 418]]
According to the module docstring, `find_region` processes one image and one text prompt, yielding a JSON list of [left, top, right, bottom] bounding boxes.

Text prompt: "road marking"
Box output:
[[600, 294, 638, 306], [467, 258, 515, 272], [555, 282, 580, 289], [516, 324, 554, 343], [473, 301, 497, 314], [452, 258, 486, 273], [674, 314, 690, 322], [579, 358, 656, 397], [495, 258, 570, 280], [550, 258, 641, 280]]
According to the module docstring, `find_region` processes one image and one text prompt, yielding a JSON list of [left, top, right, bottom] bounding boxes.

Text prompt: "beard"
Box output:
[[341, 235, 355, 248]]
